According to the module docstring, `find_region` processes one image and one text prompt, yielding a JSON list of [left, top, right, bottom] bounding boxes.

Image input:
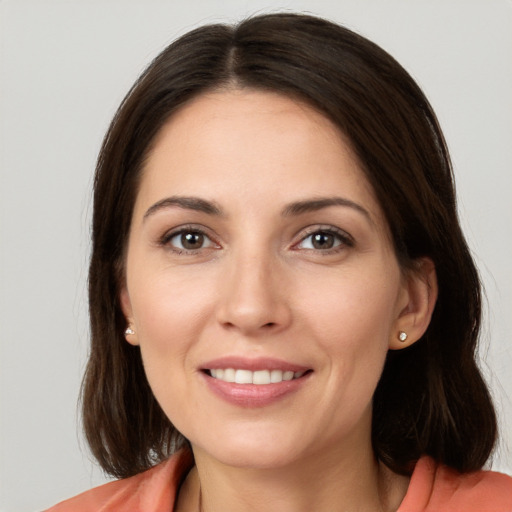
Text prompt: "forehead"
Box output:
[[136, 89, 383, 224]]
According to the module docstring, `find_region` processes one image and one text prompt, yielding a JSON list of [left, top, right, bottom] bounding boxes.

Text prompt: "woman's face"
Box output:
[[121, 90, 412, 469]]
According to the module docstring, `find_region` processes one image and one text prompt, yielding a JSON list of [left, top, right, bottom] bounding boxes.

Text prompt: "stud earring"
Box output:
[[125, 327, 135, 336], [398, 331, 408, 342]]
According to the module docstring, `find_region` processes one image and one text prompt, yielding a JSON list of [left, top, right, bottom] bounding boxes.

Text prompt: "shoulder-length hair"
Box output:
[[83, 12, 496, 479]]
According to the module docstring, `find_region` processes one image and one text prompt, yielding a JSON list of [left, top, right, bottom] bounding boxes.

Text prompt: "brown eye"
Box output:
[[166, 229, 214, 252], [180, 232, 204, 250], [311, 232, 335, 249], [296, 228, 352, 251]]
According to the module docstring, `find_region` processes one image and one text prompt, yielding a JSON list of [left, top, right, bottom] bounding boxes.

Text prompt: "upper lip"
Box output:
[[200, 356, 310, 373]]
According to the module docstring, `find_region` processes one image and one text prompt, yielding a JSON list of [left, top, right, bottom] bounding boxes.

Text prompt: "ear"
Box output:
[[120, 285, 139, 346], [389, 257, 438, 350]]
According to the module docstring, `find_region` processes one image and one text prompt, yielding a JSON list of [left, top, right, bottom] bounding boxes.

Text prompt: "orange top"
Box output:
[[397, 456, 512, 512], [46, 450, 512, 512]]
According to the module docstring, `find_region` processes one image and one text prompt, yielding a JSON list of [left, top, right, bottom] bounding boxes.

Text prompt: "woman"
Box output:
[[47, 12, 512, 511]]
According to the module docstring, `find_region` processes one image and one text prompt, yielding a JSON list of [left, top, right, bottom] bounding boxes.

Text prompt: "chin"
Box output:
[[190, 426, 311, 470]]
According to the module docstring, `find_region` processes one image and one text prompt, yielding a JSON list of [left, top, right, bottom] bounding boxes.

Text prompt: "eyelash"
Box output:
[[158, 225, 354, 255], [293, 226, 354, 254], [158, 225, 218, 255]]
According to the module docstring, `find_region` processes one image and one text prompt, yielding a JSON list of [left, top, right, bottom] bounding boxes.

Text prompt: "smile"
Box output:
[[207, 368, 306, 385], [200, 357, 312, 407]]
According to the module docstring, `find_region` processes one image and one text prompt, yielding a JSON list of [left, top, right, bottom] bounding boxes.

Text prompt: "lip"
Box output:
[[199, 356, 312, 408], [201, 356, 309, 373]]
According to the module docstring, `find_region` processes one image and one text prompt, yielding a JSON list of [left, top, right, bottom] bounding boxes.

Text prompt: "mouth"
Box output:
[[204, 368, 310, 385], [199, 357, 313, 407]]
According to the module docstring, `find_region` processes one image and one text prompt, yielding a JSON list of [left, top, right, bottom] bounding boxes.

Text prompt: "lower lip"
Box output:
[[202, 372, 311, 408]]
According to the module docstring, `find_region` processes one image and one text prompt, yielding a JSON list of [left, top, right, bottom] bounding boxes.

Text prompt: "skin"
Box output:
[[121, 89, 437, 511]]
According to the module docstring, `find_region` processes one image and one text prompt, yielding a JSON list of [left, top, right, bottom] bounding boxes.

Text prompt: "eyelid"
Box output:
[[158, 224, 221, 253], [157, 223, 353, 255], [292, 225, 354, 251]]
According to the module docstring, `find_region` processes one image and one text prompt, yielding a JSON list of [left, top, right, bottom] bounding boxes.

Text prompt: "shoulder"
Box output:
[[44, 449, 194, 512], [399, 456, 512, 512]]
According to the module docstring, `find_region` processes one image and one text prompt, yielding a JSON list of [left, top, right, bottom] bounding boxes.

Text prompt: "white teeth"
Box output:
[[209, 368, 306, 385], [253, 370, 270, 385], [211, 369, 224, 379], [235, 369, 253, 384], [223, 368, 236, 382], [270, 369, 283, 383]]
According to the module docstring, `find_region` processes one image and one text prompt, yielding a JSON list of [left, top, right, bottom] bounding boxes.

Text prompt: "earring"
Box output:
[[398, 331, 408, 342], [125, 327, 135, 336]]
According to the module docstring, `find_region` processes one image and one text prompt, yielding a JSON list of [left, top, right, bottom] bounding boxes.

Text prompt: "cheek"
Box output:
[[126, 273, 213, 406], [300, 266, 400, 346], [128, 274, 213, 424], [299, 266, 400, 392], [131, 268, 211, 338]]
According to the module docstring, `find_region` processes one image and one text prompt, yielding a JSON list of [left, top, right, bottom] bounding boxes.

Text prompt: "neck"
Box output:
[[177, 439, 409, 512]]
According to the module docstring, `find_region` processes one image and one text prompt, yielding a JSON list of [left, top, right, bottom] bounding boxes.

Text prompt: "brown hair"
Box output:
[[83, 13, 497, 479]]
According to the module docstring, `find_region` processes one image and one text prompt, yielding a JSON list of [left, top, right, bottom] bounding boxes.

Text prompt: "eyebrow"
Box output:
[[281, 197, 371, 221], [143, 195, 371, 222], [143, 196, 223, 220]]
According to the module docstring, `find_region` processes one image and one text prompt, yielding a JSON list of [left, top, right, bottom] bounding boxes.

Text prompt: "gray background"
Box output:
[[1, 1, 511, 510]]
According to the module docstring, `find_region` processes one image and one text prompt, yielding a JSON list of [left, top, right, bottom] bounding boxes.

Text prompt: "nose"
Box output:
[[215, 249, 292, 337]]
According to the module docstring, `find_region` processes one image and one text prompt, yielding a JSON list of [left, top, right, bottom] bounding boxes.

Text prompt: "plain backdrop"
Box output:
[[0, 1, 511, 510]]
